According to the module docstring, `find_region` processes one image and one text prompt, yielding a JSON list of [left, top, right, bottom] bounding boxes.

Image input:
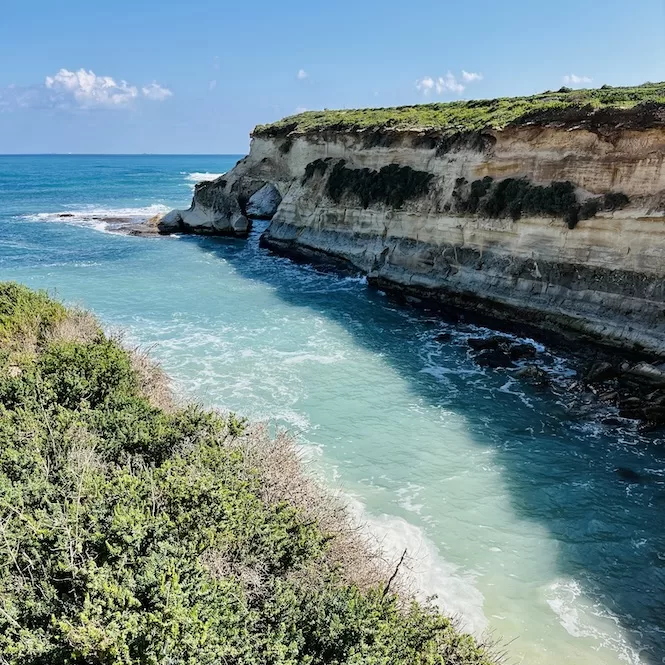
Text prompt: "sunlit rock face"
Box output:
[[165, 122, 665, 354]]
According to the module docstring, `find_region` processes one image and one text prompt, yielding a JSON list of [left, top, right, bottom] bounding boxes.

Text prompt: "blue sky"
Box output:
[[1, 0, 663, 153]]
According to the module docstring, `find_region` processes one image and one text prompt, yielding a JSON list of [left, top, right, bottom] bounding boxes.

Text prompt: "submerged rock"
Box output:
[[508, 343, 538, 360], [475, 348, 515, 369], [624, 361, 665, 386], [585, 361, 617, 383], [514, 365, 550, 385], [467, 336, 504, 351], [615, 467, 642, 483]]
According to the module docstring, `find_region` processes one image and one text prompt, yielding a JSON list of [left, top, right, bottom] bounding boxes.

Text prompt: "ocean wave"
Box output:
[[23, 204, 169, 233], [182, 171, 225, 183], [546, 577, 647, 664], [345, 495, 489, 638]]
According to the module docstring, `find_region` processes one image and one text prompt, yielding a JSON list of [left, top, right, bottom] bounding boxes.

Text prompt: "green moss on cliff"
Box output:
[[254, 82, 665, 140], [0, 283, 493, 665]]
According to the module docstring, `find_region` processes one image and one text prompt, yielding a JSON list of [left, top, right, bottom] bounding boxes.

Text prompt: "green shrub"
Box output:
[[0, 284, 493, 665], [0, 282, 66, 348], [302, 157, 330, 184], [603, 192, 630, 211], [452, 177, 630, 229], [39, 339, 137, 409], [254, 81, 665, 141]]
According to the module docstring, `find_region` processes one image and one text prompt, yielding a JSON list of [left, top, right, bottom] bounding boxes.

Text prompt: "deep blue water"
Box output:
[[1, 155, 664, 664]]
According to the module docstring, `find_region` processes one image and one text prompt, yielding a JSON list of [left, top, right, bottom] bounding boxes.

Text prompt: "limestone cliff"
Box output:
[[163, 85, 665, 355]]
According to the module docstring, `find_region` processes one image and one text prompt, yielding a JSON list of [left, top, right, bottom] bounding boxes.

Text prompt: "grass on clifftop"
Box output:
[[253, 82, 665, 138], [0, 282, 494, 665]]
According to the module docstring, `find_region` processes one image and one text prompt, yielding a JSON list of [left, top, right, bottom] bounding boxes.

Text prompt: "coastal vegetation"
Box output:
[[254, 82, 665, 138], [0, 282, 493, 664]]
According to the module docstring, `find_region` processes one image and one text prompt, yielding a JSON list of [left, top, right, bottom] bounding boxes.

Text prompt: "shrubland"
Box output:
[[0, 282, 494, 665], [254, 82, 665, 139]]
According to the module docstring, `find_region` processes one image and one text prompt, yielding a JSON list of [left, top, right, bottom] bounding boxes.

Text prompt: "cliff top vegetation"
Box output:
[[253, 82, 665, 138], [0, 282, 494, 664]]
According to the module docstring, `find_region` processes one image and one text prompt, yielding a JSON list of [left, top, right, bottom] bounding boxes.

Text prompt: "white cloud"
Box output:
[[562, 74, 592, 86], [462, 70, 483, 82], [0, 84, 56, 112], [297, 69, 308, 80], [295, 106, 308, 113], [141, 82, 173, 101], [415, 76, 435, 95], [45, 68, 138, 107], [435, 73, 465, 94], [39, 68, 171, 108], [416, 70, 482, 97], [208, 80, 218, 91]]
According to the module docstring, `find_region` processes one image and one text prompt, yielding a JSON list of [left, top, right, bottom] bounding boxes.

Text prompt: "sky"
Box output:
[[0, 0, 663, 154]]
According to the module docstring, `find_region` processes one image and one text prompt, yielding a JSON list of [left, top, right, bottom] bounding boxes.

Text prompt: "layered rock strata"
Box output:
[[162, 101, 665, 356]]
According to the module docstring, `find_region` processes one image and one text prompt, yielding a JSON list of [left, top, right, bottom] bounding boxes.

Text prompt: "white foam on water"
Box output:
[[275, 350, 346, 366], [24, 204, 170, 233], [183, 171, 225, 184], [395, 483, 426, 516], [546, 578, 647, 664], [344, 495, 489, 638]]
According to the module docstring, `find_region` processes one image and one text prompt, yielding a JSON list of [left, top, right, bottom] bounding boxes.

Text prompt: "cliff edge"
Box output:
[[162, 83, 665, 356]]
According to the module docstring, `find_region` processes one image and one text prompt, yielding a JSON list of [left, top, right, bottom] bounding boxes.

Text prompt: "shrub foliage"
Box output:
[[254, 82, 665, 140], [0, 283, 492, 665]]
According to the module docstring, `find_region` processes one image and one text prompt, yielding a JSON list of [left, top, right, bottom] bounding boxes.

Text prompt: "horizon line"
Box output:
[[0, 153, 247, 157]]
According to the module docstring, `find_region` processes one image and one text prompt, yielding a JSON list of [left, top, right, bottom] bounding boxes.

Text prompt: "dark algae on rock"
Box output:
[[0, 282, 494, 664], [452, 177, 630, 228], [325, 160, 434, 209]]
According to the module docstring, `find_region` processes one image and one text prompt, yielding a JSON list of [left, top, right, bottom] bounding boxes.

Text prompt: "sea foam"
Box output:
[[24, 204, 170, 233]]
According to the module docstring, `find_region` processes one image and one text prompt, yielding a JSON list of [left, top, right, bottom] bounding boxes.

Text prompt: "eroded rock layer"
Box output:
[[164, 117, 665, 354]]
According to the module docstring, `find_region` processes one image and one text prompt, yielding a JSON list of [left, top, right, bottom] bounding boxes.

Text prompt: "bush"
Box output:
[[0, 282, 67, 349], [0, 284, 493, 665], [253, 81, 665, 139]]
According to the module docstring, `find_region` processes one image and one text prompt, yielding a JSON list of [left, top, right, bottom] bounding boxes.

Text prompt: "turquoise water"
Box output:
[[1, 155, 665, 664]]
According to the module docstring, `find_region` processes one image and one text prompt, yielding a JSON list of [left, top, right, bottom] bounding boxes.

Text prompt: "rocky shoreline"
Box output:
[[458, 332, 665, 431], [130, 86, 665, 429]]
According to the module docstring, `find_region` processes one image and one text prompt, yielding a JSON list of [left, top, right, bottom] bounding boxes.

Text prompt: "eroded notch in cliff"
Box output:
[[302, 158, 434, 209]]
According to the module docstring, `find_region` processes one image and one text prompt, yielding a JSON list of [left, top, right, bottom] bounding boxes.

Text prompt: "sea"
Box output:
[[1, 154, 664, 664]]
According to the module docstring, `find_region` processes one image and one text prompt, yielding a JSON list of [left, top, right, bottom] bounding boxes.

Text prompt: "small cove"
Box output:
[[1, 154, 664, 664]]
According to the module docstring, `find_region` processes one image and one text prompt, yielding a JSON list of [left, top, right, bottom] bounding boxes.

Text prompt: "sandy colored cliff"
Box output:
[[161, 84, 665, 355]]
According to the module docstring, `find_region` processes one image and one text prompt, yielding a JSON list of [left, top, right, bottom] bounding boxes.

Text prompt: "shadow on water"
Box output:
[[187, 229, 665, 663]]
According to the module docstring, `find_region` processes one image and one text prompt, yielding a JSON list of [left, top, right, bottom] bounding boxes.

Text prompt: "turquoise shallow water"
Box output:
[[1, 155, 665, 664]]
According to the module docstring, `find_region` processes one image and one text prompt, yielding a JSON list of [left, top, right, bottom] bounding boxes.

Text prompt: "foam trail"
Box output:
[[345, 495, 488, 637], [24, 204, 170, 233], [546, 578, 646, 664], [184, 171, 225, 183]]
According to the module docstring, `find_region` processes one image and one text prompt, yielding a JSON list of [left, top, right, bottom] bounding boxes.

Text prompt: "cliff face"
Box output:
[[164, 99, 665, 355]]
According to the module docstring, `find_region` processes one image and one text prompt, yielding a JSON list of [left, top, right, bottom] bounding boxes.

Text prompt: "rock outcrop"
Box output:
[[162, 86, 665, 356], [246, 183, 282, 219], [156, 177, 252, 236]]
